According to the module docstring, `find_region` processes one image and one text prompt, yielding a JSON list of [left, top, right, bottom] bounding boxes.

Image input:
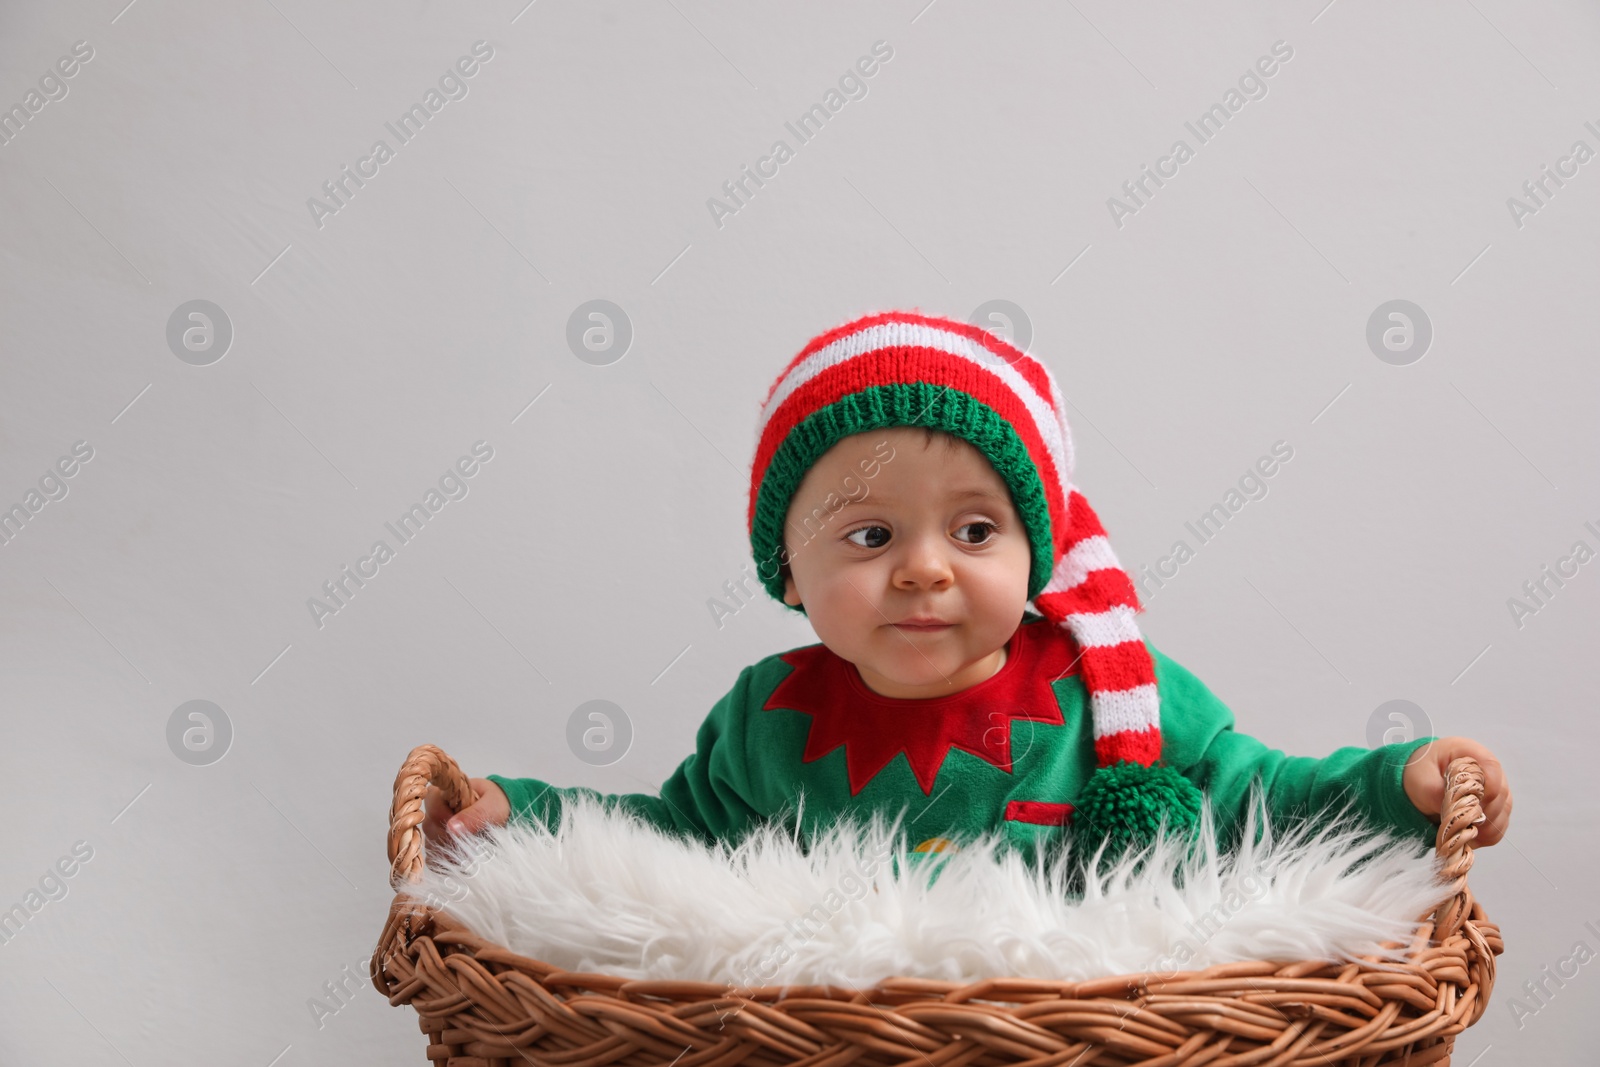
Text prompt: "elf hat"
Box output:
[[747, 309, 1203, 853]]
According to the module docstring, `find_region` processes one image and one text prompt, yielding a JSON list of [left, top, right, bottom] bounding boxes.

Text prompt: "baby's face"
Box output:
[[781, 427, 1033, 699]]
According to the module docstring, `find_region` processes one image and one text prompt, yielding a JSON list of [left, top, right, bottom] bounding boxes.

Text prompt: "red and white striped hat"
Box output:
[[747, 309, 1202, 846]]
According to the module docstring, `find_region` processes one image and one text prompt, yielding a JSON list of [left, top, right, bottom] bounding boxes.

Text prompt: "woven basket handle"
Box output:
[[387, 744, 478, 888], [1430, 754, 1487, 942]]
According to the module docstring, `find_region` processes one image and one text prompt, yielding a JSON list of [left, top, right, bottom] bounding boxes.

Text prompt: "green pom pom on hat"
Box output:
[[1070, 761, 1205, 862]]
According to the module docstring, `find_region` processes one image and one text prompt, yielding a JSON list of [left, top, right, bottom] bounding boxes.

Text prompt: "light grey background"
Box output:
[[2, 0, 1596, 1062]]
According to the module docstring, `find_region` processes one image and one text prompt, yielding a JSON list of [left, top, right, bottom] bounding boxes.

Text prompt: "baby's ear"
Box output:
[[782, 570, 801, 607]]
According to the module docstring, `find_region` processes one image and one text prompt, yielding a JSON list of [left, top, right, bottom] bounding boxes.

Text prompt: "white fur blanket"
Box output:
[[403, 789, 1450, 991]]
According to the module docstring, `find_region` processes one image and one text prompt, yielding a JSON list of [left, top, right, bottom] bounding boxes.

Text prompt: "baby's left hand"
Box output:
[[1401, 736, 1512, 846]]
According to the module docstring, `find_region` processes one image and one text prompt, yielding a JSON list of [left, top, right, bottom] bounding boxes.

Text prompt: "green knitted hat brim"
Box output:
[[751, 383, 1056, 612]]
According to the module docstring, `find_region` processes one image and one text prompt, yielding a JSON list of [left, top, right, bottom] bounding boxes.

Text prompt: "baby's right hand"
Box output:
[[421, 777, 511, 848]]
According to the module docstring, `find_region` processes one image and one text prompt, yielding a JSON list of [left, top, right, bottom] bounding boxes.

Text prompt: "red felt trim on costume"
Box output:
[[763, 618, 1080, 796], [1004, 800, 1075, 825]]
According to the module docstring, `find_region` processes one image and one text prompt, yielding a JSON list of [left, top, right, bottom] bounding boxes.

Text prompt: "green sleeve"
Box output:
[[485, 665, 767, 847], [1148, 643, 1441, 849]]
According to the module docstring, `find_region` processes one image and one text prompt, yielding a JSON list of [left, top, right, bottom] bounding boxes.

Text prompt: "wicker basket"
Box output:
[[373, 745, 1502, 1067]]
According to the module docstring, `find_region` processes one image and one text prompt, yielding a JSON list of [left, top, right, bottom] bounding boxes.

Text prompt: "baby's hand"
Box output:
[[1401, 737, 1512, 846], [421, 777, 511, 849]]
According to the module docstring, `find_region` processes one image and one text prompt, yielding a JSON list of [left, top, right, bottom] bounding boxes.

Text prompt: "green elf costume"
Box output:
[[488, 310, 1440, 864]]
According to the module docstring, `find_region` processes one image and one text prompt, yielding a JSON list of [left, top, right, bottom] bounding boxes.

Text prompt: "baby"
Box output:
[[424, 310, 1511, 863]]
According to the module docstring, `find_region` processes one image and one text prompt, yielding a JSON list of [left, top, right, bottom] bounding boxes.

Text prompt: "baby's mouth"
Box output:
[[889, 616, 955, 633]]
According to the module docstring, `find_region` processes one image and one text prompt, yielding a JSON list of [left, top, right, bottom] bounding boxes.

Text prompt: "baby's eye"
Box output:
[[845, 525, 891, 549], [955, 521, 999, 545]]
